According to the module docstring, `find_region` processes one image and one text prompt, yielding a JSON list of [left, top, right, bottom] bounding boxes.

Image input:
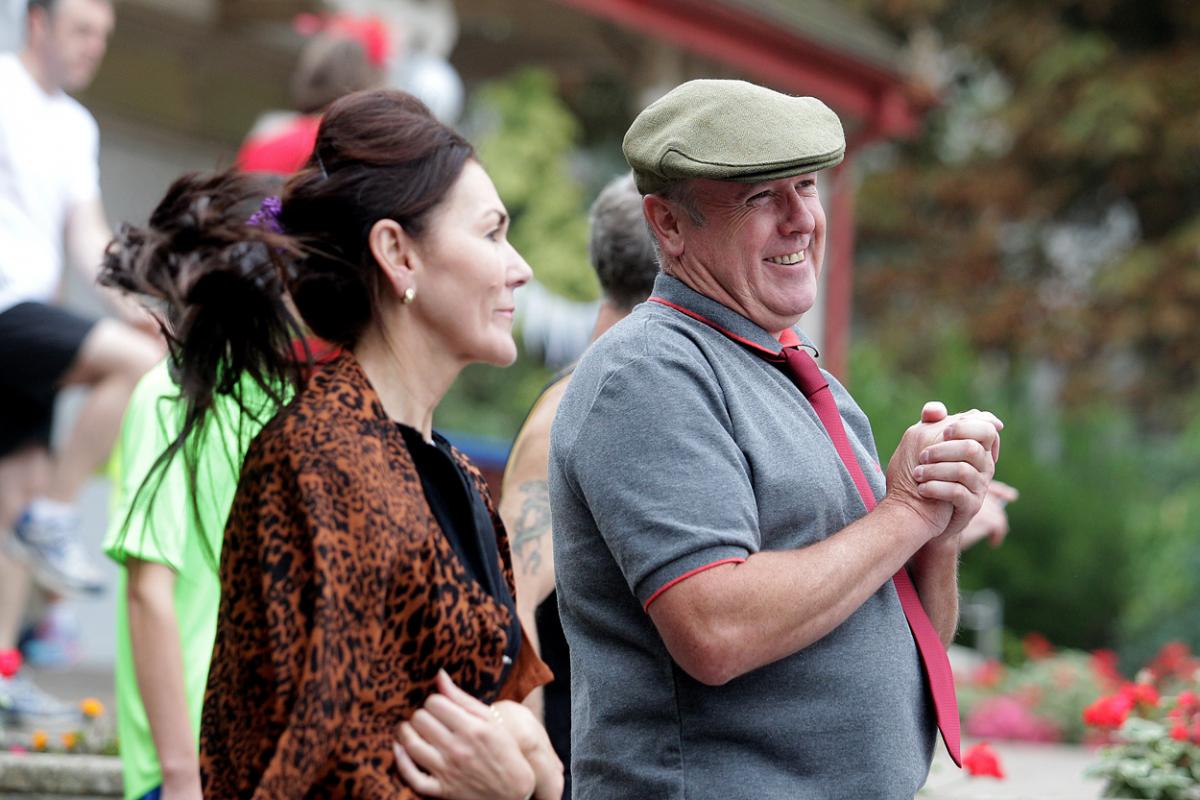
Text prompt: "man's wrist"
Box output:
[[874, 497, 942, 552]]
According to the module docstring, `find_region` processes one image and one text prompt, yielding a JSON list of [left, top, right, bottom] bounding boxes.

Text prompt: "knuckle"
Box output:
[[446, 742, 472, 765]]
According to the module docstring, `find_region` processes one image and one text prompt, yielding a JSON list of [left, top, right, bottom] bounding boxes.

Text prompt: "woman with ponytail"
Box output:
[[101, 89, 560, 799]]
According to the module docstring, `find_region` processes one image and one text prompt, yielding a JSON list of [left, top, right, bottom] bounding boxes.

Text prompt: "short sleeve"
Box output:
[[65, 109, 99, 208], [103, 362, 188, 570], [558, 343, 759, 607]]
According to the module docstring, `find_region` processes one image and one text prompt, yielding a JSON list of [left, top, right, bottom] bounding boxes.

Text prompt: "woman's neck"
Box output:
[[353, 321, 462, 441]]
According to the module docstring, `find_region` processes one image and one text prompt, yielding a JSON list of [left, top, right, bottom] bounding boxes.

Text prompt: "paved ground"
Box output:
[[922, 738, 1105, 799]]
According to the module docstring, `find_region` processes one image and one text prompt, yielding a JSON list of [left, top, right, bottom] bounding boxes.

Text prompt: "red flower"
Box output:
[[1148, 642, 1198, 682], [963, 742, 1005, 779], [1177, 690, 1197, 710], [1090, 649, 1124, 687], [1083, 693, 1134, 728], [971, 660, 1005, 689], [1122, 682, 1160, 709], [1170, 724, 1190, 742], [1022, 632, 1053, 661], [0, 649, 20, 679]]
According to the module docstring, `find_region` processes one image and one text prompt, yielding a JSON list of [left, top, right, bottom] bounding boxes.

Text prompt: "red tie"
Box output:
[[781, 346, 962, 767]]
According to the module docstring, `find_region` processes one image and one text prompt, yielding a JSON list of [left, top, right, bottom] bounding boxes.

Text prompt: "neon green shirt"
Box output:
[[104, 361, 277, 799]]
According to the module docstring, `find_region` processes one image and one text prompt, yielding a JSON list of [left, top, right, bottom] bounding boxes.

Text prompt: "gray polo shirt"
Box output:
[[549, 274, 935, 799]]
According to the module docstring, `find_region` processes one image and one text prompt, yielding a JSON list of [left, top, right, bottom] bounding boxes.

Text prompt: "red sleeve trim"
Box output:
[[643, 557, 746, 610]]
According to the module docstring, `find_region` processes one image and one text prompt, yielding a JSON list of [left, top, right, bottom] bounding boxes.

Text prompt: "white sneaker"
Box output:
[[7, 499, 104, 596], [0, 670, 79, 723]]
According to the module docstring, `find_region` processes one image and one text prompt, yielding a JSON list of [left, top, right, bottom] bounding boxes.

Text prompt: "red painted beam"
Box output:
[[554, 0, 921, 138], [822, 161, 857, 381]]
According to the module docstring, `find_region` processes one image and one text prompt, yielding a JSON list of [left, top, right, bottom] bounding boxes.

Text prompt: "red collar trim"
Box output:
[[648, 297, 783, 359]]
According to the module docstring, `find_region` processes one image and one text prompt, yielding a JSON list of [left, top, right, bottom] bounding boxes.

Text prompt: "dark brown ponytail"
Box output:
[[99, 170, 308, 562]]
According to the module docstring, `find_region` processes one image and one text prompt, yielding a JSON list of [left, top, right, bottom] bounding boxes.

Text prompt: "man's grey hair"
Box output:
[[656, 180, 705, 227], [640, 179, 706, 276], [589, 173, 661, 310]]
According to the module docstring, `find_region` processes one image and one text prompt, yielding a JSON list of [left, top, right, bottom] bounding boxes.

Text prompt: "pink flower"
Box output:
[[966, 695, 1060, 742], [963, 742, 1005, 779]]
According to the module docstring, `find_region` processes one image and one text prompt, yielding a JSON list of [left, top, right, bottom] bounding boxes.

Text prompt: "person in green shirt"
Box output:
[[104, 361, 275, 800]]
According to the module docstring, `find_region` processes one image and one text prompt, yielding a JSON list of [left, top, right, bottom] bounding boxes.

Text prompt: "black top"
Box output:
[[537, 589, 571, 771], [399, 423, 522, 685]]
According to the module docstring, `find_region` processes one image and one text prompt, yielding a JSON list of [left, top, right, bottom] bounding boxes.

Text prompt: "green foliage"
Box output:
[[852, 327, 1200, 664], [468, 68, 599, 302], [850, 330, 1139, 651], [1117, 404, 1200, 670], [1088, 716, 1200, 798]]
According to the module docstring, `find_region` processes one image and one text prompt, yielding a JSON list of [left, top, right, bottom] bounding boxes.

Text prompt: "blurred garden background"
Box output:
[[8, 0, 1197, 718]]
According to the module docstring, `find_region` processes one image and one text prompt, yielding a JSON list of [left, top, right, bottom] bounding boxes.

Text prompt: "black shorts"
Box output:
[[0, 302, 98, 457]]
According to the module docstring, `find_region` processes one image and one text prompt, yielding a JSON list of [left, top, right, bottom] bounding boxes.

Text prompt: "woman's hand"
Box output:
[[488, 700, 564, 800], [394, 670, 562, 800]]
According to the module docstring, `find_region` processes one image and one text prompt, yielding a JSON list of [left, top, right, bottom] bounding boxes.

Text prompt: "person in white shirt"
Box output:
[[0, 0, 161, 721]]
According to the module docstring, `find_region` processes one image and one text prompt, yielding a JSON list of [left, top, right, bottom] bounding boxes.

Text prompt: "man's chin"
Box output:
[[65, 71, 98, 93]]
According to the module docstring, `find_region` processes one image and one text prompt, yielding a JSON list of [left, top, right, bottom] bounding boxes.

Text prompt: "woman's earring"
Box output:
[[402, 286, 416, 305]]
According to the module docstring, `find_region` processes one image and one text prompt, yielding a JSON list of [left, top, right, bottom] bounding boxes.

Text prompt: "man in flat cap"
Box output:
[[549, 79, 1003, 798]]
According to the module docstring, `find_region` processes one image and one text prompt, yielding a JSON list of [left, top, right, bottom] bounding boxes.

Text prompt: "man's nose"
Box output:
[[781, 188, 816, 235]]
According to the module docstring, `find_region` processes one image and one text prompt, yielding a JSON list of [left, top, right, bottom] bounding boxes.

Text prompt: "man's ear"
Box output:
[[27, 6, 49, 41], [368, 218, 419, 300], [643, 194, 685, 259]]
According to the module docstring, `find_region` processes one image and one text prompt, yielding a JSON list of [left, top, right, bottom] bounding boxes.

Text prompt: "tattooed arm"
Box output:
[[500, 379, 570, 719]]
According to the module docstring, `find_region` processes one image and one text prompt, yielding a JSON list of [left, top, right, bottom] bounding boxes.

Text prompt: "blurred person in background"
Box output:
[[102, 88, 562, 799], [499, 172, 658, 789], [102, 178, 316, 800], [236, 15, 387, 176], [0, 0, 161, 721]]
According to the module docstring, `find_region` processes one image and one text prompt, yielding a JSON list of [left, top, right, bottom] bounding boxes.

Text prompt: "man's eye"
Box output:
[[748, 191, 772, 203]]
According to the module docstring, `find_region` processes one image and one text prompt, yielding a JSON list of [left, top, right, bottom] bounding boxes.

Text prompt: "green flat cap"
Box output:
[[623, 79, 846, 195]]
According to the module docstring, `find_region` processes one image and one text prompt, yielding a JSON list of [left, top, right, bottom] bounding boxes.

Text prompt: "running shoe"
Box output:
[[0, 670, 79, 723], [8, 499, 104, 596]]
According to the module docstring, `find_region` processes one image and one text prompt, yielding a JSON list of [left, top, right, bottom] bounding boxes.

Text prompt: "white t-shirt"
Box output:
[[0, 52, 100, 313]]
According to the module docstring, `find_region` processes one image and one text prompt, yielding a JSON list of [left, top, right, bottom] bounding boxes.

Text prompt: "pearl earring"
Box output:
[[402, 287, 416, 304]]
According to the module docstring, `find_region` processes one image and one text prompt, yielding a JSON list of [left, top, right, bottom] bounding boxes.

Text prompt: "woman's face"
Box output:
[[411, 160, 532, 367]]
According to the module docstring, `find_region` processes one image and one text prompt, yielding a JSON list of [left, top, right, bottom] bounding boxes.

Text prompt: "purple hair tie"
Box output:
[[247, 195, 284, 234]]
